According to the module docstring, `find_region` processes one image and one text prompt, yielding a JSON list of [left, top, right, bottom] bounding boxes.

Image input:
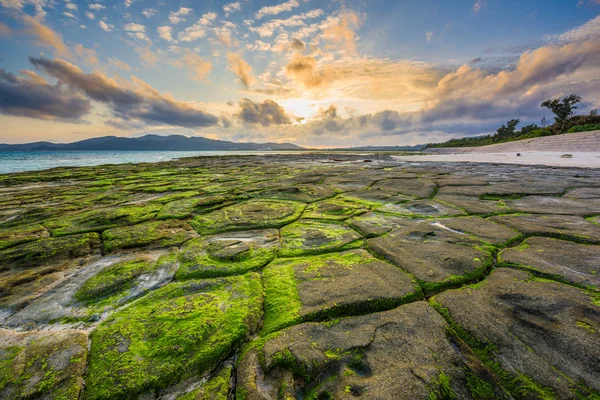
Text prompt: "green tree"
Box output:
[[541, 94, 582, 129], [494, 119, 520, 142]]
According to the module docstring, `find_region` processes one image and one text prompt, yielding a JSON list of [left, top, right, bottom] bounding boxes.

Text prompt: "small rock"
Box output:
[[516, 153, 521, 156], [561, 153, 573, 158]]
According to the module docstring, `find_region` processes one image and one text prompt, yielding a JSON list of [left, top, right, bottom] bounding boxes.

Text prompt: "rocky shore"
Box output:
[[0, 153, 598, 399]]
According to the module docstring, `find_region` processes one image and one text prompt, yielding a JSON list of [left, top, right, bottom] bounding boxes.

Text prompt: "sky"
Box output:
[[0, 0, 599, 147]]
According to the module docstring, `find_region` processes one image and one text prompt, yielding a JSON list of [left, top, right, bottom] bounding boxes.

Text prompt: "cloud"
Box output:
[[180, 50, 212, 80], [178, 13, 217, 42], [0, 68, 91, 121], [85, 12, 95, 20], [250, 9, 324, 37], [89, 3, 105, 11], [29, 57, 220, 128], [125, 0, 133, 8], [142, 8, 157, 18], [63, 12, 75, 18], [169, 7, 192, 24], [290, 38, 305, 51], [545, 15, 600, 43], [227, 52, 256, 87], [65, 2, 77, 11], [255, 0, 299, 19], [426, 31, 433, 42], [321, 10, 362, 52], [472, 0, 486, 12], [157, 25, 175, 42], [99, 21, 113, 32], [135, 46, 158, 67], [108, 57, 131, 71], [73, 44, 99, 65], [236, 98, 292, 126], [124, 22, 150, 42], [22, 15, 70, 58], [0, 23, 12, 37], [223, 2, 242, 16]]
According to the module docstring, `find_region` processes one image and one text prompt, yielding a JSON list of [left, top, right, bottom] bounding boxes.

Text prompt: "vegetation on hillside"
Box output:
[[427, 95, 600, 148]]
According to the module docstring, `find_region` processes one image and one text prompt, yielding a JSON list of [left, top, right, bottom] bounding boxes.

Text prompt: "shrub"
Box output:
[[567, 124, 600, 133]]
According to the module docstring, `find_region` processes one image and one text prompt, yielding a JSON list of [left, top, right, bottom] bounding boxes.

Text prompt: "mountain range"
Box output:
[[0, 135, 303, 151]]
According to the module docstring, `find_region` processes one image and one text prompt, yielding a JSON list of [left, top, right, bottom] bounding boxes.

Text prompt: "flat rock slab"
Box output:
[[348, 212, 418, 237], [0, 224, 48, 250], [190, 200, 305, 234], [564, 187, 600, 199], [254, 184, 337, 203], [489, 213, 600, 243], [156, 194, 235, 220], [434, 268, 600, 399], [102, 220, 197, 252], [238, 301, 509, 400], [370, 178, 436, 198], [379, 199, 466, 217], [0, 329, 88, 399], [428, 216, 522, 246], [261, 250, 421, 333], [435, 194, 509, 214], [44, 204, 162, 236], [504, 196, 600, 216], [339, 189, 413, 206], [177, 229, 279, 279], [84, 273, 262, 399], [499, 237, 600, 290], [368, 223, 493, 292], [302, 198, 369, 220], [279, 219, 363, 256]]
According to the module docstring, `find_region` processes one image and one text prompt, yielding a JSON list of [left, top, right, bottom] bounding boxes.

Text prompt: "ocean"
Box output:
[[0, 151, 301, 174]]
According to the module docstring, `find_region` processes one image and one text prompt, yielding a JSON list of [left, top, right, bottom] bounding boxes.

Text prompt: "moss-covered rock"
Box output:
[[237, 301, 509, 399], [499, 236, 600, 290], [279, 219, 363, 257], [45, 204, 162, 236], [156, 194, 236, 220], [379, 199, 466, 217], [84, 273, 263, 399], [262, 249, 422, 334], [254, 184, 337, 203], [370, 178, 437, 198], [102, 220, 197, 253], [433, 268, 600, 399], [176, 364, 232, 400], [0, 329, 88, 399], [0, 224, 48, 250], [302, 198, 369, 220], [190, 200, 305, 235], [177, 229, 279, 280]]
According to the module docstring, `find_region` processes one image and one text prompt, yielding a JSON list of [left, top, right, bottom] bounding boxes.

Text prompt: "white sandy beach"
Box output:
[[395, 130, 600, 168]]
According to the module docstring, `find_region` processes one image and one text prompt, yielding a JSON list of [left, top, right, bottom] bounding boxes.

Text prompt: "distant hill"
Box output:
[[0, 134, 304, 151]]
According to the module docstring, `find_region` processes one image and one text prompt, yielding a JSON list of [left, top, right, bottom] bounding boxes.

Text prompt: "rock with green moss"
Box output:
[[190, 200, 305, 234], [379, 199, 466, 217], [347, 212, 415, 237], [370, 178, 437, 198], [435, 194, 509, 215], [44, 204, 162, 236], [433, 268, 600, 399], [176, 364, 232, 400], [237, 301, 508, 399], [302, 198, 369, 220], [0, 329, 88, 399], [254, 184, 337, 203], [177, 229, 279, 280], [368, 223, 493, 293], [499, 236, 600, 290], [489, 213, 600, 243], [261, 249, 422, 334], [102, 220, 197, 253], [84, 273, 263, 399], [156, 194, 236, 220], [0, 224, 48, 250], [279, 220, 363, 257], [339, 188, 413, 206]]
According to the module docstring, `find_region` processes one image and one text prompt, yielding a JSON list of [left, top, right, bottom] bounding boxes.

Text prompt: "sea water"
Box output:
[[0, 151, 299, 174]]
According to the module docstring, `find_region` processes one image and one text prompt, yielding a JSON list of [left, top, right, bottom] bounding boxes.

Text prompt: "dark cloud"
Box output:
[[0, 68, 90, 121], [236, 98, 292, 126], [29, 57, 219, 128], [290, 38, 305, 52]]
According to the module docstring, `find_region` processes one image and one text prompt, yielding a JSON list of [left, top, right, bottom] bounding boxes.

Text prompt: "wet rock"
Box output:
[[499, 236, 600, 290], [489, 213, 600, 243], [190, 200, 305, 234], [84, 273, 263, 399], [156, 194, 236, 220], [504, 195, 600, 216], [379, 199, 466, 217], [434, 268, 600, 399], [177, 229, 279, 279], [279, 219, 363, 256], [368, 222, 493, 293], [0, 224, 48, 250], [237, 301, 509, 400], [261, 249, 421, 333], [370, 178, 437, 198], [254, 184, 337, 203], [339, 189, 413, 206], [302, 198, 369, 220], [102, 220, 197, 252], [0, 329, 88, 399], [434, 194, 509, 214]]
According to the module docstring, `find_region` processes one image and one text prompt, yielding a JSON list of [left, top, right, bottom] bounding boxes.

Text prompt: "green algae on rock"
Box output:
[[44, 204, 162, 236], [102, 220, 197, 253], [190, 200, 305, 234], [433, 268, 600, 399], [279, 219, 363, 257], [177, 229, 279, 280], [237, 301, 509, 399], [84, 273, 262, 399], [262, 249, 422, 334], [378, 199, 466, 218], [301, 198, 370, 220], [499, 236, 600, 290], [0, 224, 48, 250], [175, 364, 232, 400], [0, 329, 88, 399], [156, 194, 237, 220]]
